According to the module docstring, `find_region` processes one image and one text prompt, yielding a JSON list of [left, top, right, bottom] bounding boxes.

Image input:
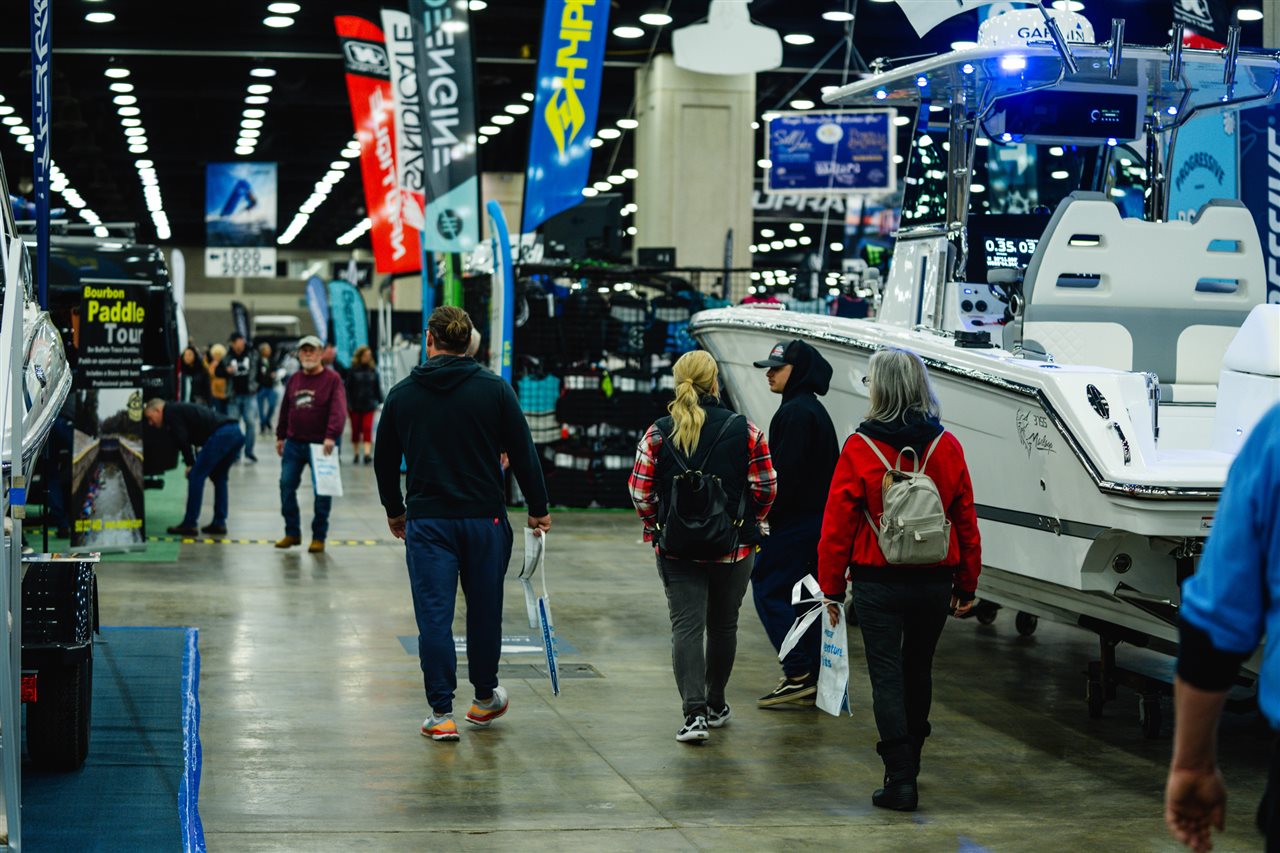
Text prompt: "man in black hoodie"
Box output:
[[374, 306, 551, 743], [751, 340, 839, 707]]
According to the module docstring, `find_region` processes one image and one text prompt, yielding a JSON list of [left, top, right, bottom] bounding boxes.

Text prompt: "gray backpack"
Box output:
[[859, 432, 951, 565]]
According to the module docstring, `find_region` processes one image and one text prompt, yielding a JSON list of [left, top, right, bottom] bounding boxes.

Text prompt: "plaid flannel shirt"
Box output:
[[629, 419, 776, 563]]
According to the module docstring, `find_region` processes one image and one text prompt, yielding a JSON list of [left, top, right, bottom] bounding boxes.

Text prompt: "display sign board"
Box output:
[[74, 280, 146, 389], [70, 388, 146, 551], [765, 111, 896, 195], [1238, 107, 1280, 305], [328, 279, 369, 368], [204, 162, 278, 278], [1168, 111, 1238, 223]]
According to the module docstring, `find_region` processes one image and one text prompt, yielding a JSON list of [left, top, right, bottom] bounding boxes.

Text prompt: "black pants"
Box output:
[[851, 579, 952, 745]]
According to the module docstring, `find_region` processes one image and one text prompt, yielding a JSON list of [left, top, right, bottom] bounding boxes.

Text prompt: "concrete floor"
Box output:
[[94, 449, 1269, 852]]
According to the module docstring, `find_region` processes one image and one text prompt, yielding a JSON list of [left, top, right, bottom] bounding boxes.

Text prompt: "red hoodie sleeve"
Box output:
[[326, 371, 348, 442], [948, 442, 982, 599], [817, 436, 865, 600]]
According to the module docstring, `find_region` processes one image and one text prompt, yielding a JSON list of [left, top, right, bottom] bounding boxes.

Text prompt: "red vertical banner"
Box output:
[[335, 15, 421, 274]]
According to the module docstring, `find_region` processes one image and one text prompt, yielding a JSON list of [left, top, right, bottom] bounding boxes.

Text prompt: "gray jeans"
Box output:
[[656, 551, 755, 716]]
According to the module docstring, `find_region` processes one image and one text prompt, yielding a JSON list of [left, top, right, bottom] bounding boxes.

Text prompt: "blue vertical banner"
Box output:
[[522, 0, 612, 233], [1168, 112, 1238, 222], [1237, 107, 1280, 305], [328, 279, 370, 368], [409, 0, 481, 255], [30, 0, 51, 308], [305, 276, 331, 343], [486, 200, 514, 382]]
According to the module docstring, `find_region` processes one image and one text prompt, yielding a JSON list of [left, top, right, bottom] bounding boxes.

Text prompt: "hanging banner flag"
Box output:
[[409, 0, 481, 254], [1238, 109, 1280, 305], [522, 0, 612, 233], [486, 200, 514, 382], [305, 275, 331, 342], [328, 279, 370, 368], [1173, 0, 1230, 48], [381, 9, 427, 233], [30, 0, 51, 308], [204, 162, 278, 278], [335, 15, 422, 275], [230, 301, 250, 342]]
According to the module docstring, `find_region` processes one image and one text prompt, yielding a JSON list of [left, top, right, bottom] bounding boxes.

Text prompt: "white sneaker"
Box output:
[[676, 714, 709, 743], [706, 703, 731, 728]]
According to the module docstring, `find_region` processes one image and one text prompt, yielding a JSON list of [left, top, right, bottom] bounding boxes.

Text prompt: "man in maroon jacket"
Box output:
[[275, 335, 347, 553]]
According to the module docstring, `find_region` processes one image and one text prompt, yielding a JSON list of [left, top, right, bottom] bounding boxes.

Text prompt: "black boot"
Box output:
[[872, 740, 919, 811], [908, 722, 931, 777]]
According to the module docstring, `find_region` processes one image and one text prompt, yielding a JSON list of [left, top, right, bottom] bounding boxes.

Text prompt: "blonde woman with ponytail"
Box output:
[[629, 350, 777, 744]]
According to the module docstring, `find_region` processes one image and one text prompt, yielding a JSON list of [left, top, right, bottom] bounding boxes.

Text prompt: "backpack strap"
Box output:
[[856, 432, 893, 471], [920, 432, 945, 472], [690, 413, 740, 471], [659, 412, 738, 475]]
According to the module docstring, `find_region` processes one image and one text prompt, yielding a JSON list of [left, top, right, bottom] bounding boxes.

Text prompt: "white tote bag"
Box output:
[[778, 575, 851, 717], [310, 444, 344, 497], [527, 531, 560, 696], [520, 528, 545, 629]]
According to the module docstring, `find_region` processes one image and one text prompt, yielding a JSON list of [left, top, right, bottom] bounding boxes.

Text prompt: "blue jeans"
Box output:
[[752, 515, 824, 679], [228, 395, 256, 458], [279, 438, 334, 540], [182, 423, 245, 527], [256, 387, 278, 432], [405, 516, 514, 714]]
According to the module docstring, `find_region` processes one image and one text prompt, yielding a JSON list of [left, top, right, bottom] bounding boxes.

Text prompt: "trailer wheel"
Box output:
[[1087, 680, 1105, 719], [1015, 612, 1038, 637], [1139, 695, 1163, 739], [26, 653, 92, 771], [975, 601, 999, 625]]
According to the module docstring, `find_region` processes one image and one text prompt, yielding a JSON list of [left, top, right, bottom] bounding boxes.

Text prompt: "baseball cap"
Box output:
[[753, 340, 795, 368], [298, 335, 323, 349]]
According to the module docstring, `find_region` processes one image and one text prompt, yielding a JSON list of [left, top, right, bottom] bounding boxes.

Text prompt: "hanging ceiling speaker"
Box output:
[[672, 0, 781, 75]]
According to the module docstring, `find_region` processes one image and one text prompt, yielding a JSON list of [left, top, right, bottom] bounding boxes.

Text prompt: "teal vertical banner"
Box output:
[[327, 280, 370, 368], [522, 0, 612, 233]]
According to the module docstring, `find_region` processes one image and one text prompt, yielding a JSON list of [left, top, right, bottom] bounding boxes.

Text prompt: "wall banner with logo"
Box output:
[[1168, 111, 1238, 223], [765, 111, 896, 195], [335, 15, 422, 275], [204, 162, 278, 278], [1238, 107, 1280, 305], [409, 0, 481, 254], [381, 9, 427, 233], [72, 280, 146, 551], [522, 0, 612, 233], [1172, 0, 1230, 47], [328, 279, 370, 368]]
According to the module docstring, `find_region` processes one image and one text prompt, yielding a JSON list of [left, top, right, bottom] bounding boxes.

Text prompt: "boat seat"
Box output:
[[1019, 193, 1266, 400]]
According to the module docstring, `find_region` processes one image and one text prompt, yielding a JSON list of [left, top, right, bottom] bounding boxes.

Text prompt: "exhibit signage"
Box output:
[[204, 162, 278, 278], [522, 0, 612, 233], [1168, 112, 1238, 223], [380, 9, 427, 233], [327, 279, 369, 368], [1172, 0, 1230, 47], [335, 15, 422, 275], [765, 111, 896, 195], [1239, 108, 1280, 305], [30, 0, 51, 308], [72, 279, 146, 551], [409, 0, 481, 254]]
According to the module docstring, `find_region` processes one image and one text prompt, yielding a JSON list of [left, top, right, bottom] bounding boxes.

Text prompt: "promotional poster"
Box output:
[[71, 388, 146, 551], [328, 279, 369, 368], [335, 15, 422, 274], [204, 162, 278, 278], [1237, 107, 1280, 305], [766, 111, 896, 195], [523, 0, 612, 233], [74, 281, 146, 389]]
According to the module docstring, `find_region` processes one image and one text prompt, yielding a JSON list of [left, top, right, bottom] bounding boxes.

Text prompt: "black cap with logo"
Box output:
[[753, 340, 797, 368]]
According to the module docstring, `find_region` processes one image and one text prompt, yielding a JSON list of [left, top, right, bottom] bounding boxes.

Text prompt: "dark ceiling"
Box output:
[[0, 0, 1238, 251]]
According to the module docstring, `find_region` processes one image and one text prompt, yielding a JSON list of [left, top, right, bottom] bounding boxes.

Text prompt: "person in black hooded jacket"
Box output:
[[374, 306, 551, 743], [750, 339, 839, 708]]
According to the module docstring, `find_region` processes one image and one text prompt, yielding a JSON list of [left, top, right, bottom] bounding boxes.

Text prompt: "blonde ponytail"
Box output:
[[667, 351, 718, 456]]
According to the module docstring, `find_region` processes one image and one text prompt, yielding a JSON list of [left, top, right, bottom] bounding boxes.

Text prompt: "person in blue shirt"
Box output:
[[1166, 404, 1280, 853]]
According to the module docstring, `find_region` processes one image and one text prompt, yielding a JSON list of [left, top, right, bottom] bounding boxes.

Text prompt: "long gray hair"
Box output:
[[866, 348, 941, 423]]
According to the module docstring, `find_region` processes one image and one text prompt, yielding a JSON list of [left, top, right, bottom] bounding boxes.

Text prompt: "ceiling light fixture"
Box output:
[[783, 33, 815, 45], [247, 84, 273, 95], [263, 16, 294, 28], [113, 95, 138, 106], [121, 118, 141, 127], [622, 168, 638, 179], [243, 109, 266, 119], [613, 25, 645, 38], [521, 92, 534, 101], [492, 115, 514, 125], [267, 1, 301, 12], [597, 128, 621, 139], [109, 83, 134, 93], [639, 12, 672, 25], [822, 11, 855, 21], [85, 12, 116, 23], [479, 126, 500, 135], [1238, 7, 1263, 20], [250, 68, 277, 78], [241, 118, 264, 129], [245, 96, 270, 105], [469, 0, 488, 8], [617, 118, 639, 129], [589, 138, 603, 148], [117, 106, 140, 116], [104, 68, 131, 79], [505, 104, 530, 115], [789, 99, 815, 110]]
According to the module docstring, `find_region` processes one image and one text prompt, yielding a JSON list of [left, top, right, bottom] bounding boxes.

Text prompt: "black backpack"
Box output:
[[656, 415, 747, 560]]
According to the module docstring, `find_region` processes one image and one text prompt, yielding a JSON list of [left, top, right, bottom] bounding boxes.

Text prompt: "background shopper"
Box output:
[[374, 306, 550, 743], [751, 339, 839, 709], [1165, 404, 1280, 853], [345, 345, 382, 465], [217, 332, 259, 462], [817, 347, 981, 812], [256, 342, 281, 435], [275, 335, 347, 554], [629, 350, 776, 744], [145, 398, 244, 537], [207, 343, 229, 415], [180, 346, 211, 405]]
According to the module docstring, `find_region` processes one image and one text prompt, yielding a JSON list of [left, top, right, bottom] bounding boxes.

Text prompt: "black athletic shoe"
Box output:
[[676, 714, 709, 743], [707, 703, 732, 728], [757, 675, 818, 708], [201, 523, 227, 535]]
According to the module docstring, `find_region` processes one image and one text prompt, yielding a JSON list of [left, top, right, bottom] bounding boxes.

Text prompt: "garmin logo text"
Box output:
[[421, 0, 463, 174], [1016, 24, 1090, 44], [370, 88, 407, 261], [343, 40, 390, 77], [544, 0, 599, 156]]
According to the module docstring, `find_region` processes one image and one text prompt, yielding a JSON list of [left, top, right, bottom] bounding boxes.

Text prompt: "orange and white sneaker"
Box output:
[[421, 713, 460, 741], [465, 686, 509, 727]]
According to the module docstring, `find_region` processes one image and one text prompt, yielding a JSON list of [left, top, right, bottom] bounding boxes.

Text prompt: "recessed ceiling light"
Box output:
[[622, 168, 638, 179], [617, 118, 639, 129], [121, 118, 141, 127], [505, 104, 530, 115], [341, 148, 360, 159], [124, 127, 145, 137], [639, 12, 672, 25], [263, 16, 294, 28], [113, 95, 138, 106], [1, 117, 20, 127], [790, 99, 815, 110], [521, 92, 534, 101], [478, 135, 489, 144], [9, 125, 29, 136], [135, 159, 154, 169], [593, 181, 611, 191], [240, 129, 262, 138], [951, 40, 978, 50], [237, 138, 257, 148], [581, 187, 598, 197], [104, 68, 130, 79], [0, 106, 12, 116], [468, 0, 488, 8], [323, 171, 344, 183], [330, 161, 351, 170], [241, 119, 264, 129], [789, 222, 805, 232], [1238, 7, 1263, 20], [1050, 0, 1085, 9], [267, 2, 301, 13], [250, 68, 277, 78], [783, 33, 815, 45], [613, 26, 645, 39], [441, 20, 467, 34], [492, 115, 515, 125], [16, 135, 33, 145], [85, 12, 116, 23], [479, 126, 500, 135], [235, 146, 254, 156], [247, 84, 273, 95], [589, 138, 603, 148], [822, 11, 855, 21], [129, 145, 149, 154], [243, 109, 266, 119], [598, 128, 621, 139], [117, 106, 140, 116], [245, 96, 270, 105], [607, 175, 625, 185], [109, 82, 134, 93]]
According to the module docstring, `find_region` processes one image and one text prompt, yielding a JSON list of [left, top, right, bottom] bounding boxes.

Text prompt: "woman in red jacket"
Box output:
[[817, 347, 981, 812]]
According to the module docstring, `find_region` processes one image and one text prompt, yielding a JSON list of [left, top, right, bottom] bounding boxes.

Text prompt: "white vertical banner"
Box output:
[[380, 9, 427, 232]]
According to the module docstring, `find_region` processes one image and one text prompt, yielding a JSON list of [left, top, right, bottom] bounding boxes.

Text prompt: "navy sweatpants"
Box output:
[[751, 515, 824, 679], [405, 516, 514, 714]]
